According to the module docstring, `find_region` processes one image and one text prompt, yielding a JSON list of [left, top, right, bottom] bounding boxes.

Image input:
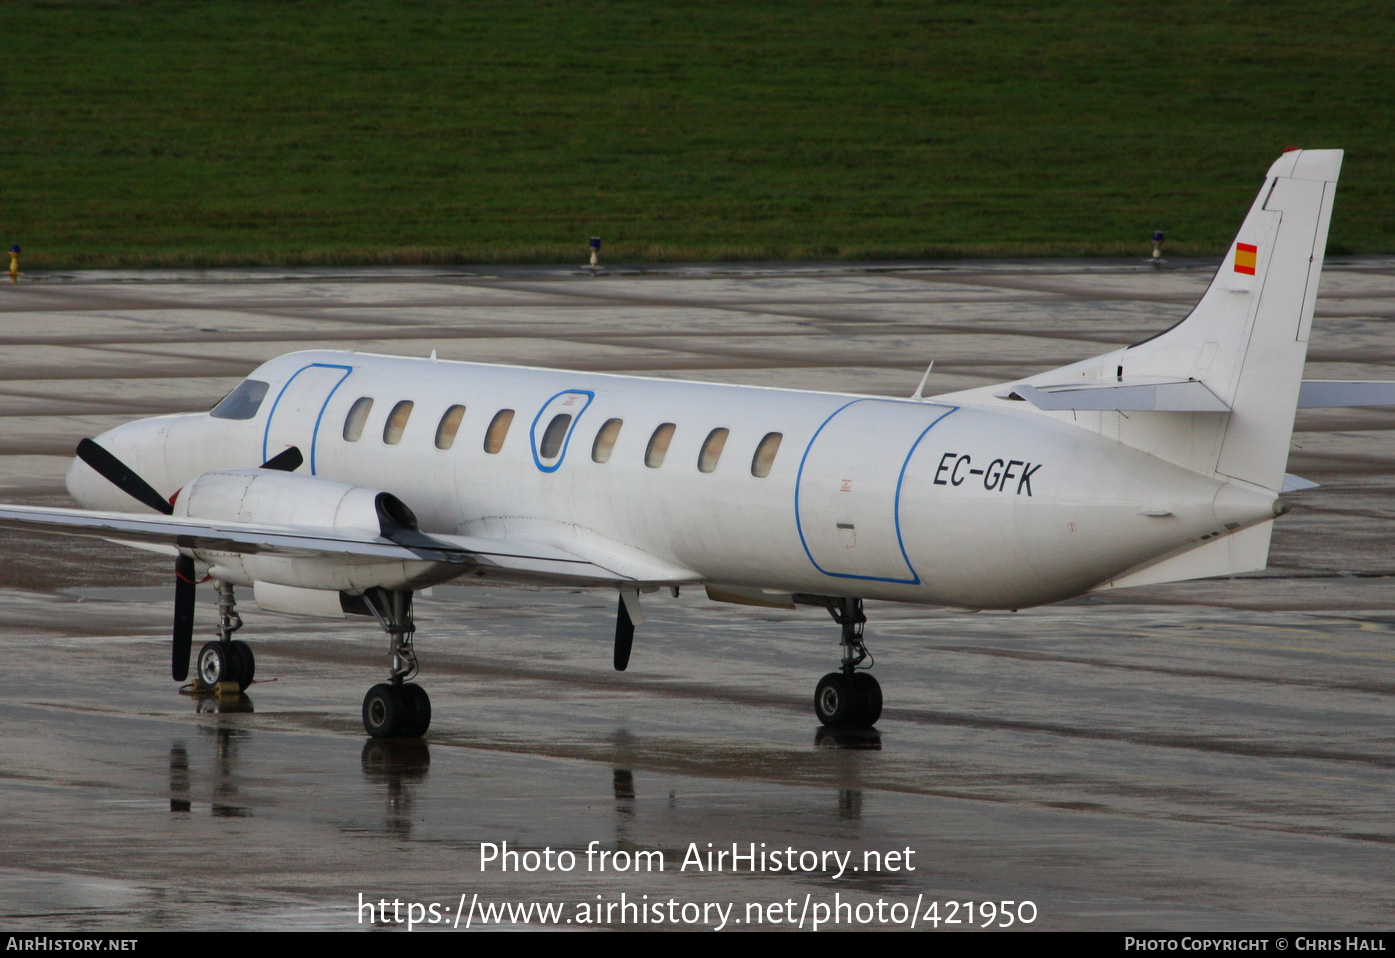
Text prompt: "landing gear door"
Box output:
[[262, 362, 355, 474]]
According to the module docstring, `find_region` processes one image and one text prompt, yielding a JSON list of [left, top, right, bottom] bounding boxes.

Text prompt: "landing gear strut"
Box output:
[[801, 596, 882, 728], [359, 588, 431, 739], [196, 581, 254, 691]]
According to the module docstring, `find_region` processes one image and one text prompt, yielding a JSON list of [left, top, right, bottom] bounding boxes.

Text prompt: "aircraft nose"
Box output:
[[64, 453, 102, 507], [65, 418, 174, 510]]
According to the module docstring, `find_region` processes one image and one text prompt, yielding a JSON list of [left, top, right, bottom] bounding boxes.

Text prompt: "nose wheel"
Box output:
[[197, 639, 255, 691], [195, 582, 254, 691]]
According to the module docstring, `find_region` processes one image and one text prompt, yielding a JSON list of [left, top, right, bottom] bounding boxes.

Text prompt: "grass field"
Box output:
[[4, 1, 1393, 267]]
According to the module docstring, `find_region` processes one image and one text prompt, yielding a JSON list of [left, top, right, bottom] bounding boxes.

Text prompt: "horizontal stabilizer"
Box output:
[[1010, 379, 1230, 412], [1092, 521, 1273, 592], [1282, 473, 1320, 493], [1298, 381, 1395, 408]]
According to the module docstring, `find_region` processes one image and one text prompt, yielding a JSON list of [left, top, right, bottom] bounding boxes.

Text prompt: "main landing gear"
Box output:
[[193, 581, 431, 739], [357, 588, 431, 740], [196, 581, 255, 691], [800, 596, 882, 729]]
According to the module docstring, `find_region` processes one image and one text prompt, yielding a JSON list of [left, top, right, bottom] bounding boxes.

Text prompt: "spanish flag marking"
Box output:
[[1234, 242, 1258, 275]]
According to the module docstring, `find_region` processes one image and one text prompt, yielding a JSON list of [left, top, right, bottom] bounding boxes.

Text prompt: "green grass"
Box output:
[[3, 0, 1393, 267]]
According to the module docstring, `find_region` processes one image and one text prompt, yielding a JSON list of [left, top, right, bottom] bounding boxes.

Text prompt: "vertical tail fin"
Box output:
[[1122, 149, 1342, 490]]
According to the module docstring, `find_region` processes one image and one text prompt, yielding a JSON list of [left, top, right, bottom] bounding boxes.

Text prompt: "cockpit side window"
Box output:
[[210, 379, 270, 420]]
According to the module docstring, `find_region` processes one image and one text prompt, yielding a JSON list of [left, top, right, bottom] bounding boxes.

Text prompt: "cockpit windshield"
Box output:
[[210, 379, 270, 420]]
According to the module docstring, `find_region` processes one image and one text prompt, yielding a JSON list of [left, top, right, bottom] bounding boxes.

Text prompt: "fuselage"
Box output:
[[69, 349, 1279, 609]]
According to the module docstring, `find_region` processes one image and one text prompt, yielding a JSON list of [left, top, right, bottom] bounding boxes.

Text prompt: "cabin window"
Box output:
[[751, 431, 782, 478], [592, 418, 623, 463], [697, 427, 729, 473], [539, 413, 572, 459], [484, 409, 515, 454], [383, 400, 414, 445], [645, 423, 676, 468], [343, 397, 374, 442], [435, 405, 466, 450], [210, 379, 269, 420]]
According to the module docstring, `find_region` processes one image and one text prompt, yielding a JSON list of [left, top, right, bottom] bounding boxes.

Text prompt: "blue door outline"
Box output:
[[261, 362, 355, 474], [793, 399, 957, 584]]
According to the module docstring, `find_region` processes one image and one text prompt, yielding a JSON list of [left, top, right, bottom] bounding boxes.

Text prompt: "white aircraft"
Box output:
[[2, 148, 1387, 739]]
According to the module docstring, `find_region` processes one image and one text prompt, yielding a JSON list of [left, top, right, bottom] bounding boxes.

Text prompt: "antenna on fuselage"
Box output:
[[911, 361, 934, 401]]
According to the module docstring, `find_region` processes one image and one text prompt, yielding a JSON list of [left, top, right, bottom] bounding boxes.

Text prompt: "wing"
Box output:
[[0, 504, 701, 587]]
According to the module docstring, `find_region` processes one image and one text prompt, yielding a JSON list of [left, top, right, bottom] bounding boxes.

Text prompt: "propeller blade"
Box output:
[[75, 438, 173, 515], [172, 555, 196, 681], [260, 446, 303, 472], [613, 595, 635, 671]]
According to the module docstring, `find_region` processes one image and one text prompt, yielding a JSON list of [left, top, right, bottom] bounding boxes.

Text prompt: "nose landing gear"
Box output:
[[195, 582, 255, 691]]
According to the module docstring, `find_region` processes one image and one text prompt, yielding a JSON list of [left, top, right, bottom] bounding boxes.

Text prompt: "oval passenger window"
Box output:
[[435, 405, 466, 450], [645, 423, 676, 468], [484, 409, 515, 454], [343, 397, 374, 442]]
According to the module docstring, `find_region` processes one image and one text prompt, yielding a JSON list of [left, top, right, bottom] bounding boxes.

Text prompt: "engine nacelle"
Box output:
[[172, 469, 458, 592]]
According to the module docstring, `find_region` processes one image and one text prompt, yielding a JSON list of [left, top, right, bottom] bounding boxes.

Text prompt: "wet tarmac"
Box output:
[[2, 260, 1394, 931]]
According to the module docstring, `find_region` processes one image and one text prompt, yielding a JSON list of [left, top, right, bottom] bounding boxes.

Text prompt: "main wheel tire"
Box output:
[[401, 684, 432, 738], [197, 641, 232, 689], [814, 672, 858, 728], [228, 639, 255, 689], [851, 672, 883, 727], [363, 683, 407, 739]]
